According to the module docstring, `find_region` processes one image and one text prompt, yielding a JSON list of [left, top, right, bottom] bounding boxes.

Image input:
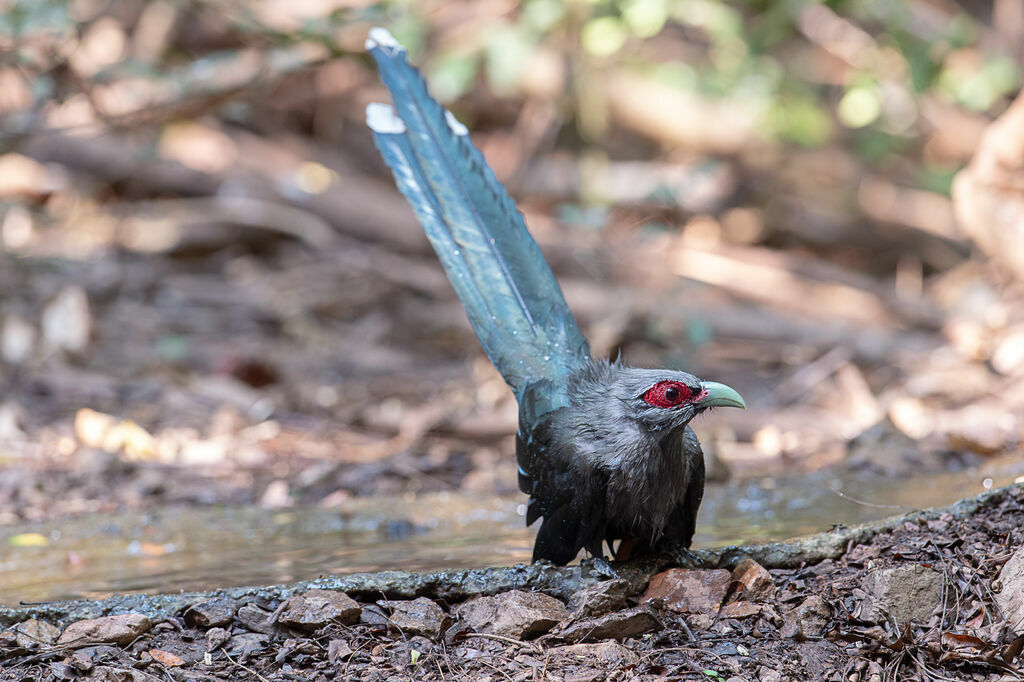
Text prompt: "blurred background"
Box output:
[[2, 0, 1024, 603]]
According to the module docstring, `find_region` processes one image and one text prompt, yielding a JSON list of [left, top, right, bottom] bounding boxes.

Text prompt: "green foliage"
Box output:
[[379, 0, 1016, 165], [7, 0, 1014, 199], [768, 91, 833, 146], [0, 0, 73, 46]]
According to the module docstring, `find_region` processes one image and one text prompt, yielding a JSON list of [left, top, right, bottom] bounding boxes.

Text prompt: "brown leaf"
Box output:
[[941, 632, 987, 651], [148, 649, 184, 667], [1002, 634, 1024, 663]]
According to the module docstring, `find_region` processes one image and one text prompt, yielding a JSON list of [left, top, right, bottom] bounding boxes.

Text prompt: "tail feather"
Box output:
[[366, 28, 590, 398]]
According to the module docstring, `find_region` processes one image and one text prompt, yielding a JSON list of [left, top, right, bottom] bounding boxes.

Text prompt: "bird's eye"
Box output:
[[642, 381, 693, 408]]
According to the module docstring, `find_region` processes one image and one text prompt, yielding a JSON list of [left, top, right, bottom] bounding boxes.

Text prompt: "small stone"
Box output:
[[457, 590, 568, 640], [57, 614, 151, 646], [328, 639, 354, 664], [236, 604, 274, 634], [550, 642, 639, 668], [12, 618, 61, 648], [642, 568, 731, 613], [995, 546, 1024, 628], [68, 652, 93, 672], [278, 590, 361, 632], [567, 579, 630, 617], [206, 627, 231, 651], [861, 564, 942, 625], [553, 606, 661, 643], [225, 632, 268, 657], [359, 604, 390, 627], [719, 601, 762, 619], [379, 597, 452, 639], [781, 596, 831, 640], [758, 666, 784, 682], [184, 599, 235, 628], [732, 558, 776, 602]]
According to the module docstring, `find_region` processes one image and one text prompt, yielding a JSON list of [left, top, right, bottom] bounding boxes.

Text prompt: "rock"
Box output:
[[549, 641, 639, 668], [553, 606, 661, 643], [642, 568, 731, 613], [995, 546, 1024, 628], [57, 614, 151, 646], [328, 639, 354, 664], [184, 599, 235, 628], [0, 629, 17, 648], [11, 618, 61, 648], [206, 627, 231, 651], [719, 602, 762, 620], [758, 666, 784, 682], [457, 590, 568, 639], [732, 558, 776, 602], [861, 564, 942, 625], [359, 604, 390, 627], [567, 579, 630, 618], [780, 596, 831, 640], [380, 597, 453, 639], [278, 589, 361, 631], [225, 632, 268, 657], [236, 604, 274, 634]]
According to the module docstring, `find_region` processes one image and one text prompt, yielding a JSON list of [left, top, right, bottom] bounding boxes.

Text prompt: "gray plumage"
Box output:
[[517, 360, 710, 564], [366, 29, 745, 565]]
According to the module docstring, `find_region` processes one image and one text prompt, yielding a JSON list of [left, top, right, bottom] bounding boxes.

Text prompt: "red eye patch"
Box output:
[[643, 381, 700, 408]]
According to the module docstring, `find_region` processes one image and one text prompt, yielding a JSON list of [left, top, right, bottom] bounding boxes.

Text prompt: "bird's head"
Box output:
[[613, 368, 746, 432]]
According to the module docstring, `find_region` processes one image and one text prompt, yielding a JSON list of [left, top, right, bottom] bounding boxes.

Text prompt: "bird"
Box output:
[[365, 28, 746, 566]]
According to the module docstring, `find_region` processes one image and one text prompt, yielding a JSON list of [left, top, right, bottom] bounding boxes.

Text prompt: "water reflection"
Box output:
[[2, 455, 1022, 606]]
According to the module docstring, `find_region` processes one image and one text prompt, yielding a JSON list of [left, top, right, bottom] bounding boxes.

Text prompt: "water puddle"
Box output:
[[2, 456, 1022, 606]]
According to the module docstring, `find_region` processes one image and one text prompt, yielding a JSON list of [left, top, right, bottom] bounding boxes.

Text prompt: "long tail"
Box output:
[[366, 28, 590, 399]]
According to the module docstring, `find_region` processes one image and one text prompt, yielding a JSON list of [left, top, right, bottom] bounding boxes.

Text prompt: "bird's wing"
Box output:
[[366, 28, 590, 399]]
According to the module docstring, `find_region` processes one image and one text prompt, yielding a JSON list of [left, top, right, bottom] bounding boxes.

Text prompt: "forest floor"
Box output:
[[4, 2, 1024, 679]]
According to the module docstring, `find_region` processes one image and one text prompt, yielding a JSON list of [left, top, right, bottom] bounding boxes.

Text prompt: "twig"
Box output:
[[220, 647, 270, 682], [478, 658, 515, 682], [829, 486, 916, 511], [460, 632, 543, 655]]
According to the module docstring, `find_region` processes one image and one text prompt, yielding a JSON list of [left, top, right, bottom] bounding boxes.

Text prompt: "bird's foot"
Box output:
[[670, 547, 702, 568], [582, 556, 620, 580]]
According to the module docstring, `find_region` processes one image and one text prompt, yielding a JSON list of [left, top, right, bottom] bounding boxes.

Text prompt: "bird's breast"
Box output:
[[603, 431, 692, 541]]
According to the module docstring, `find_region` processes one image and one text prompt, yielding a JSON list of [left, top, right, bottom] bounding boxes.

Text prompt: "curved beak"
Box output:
[[698, 381, 746, 409]]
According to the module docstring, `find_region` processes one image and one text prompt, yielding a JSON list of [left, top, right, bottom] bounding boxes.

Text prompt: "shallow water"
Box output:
[[1, 456, 1022, 606]]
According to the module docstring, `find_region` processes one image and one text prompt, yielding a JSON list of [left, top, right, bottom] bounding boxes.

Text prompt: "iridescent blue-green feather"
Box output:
[[366, 28, 590, 401]]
